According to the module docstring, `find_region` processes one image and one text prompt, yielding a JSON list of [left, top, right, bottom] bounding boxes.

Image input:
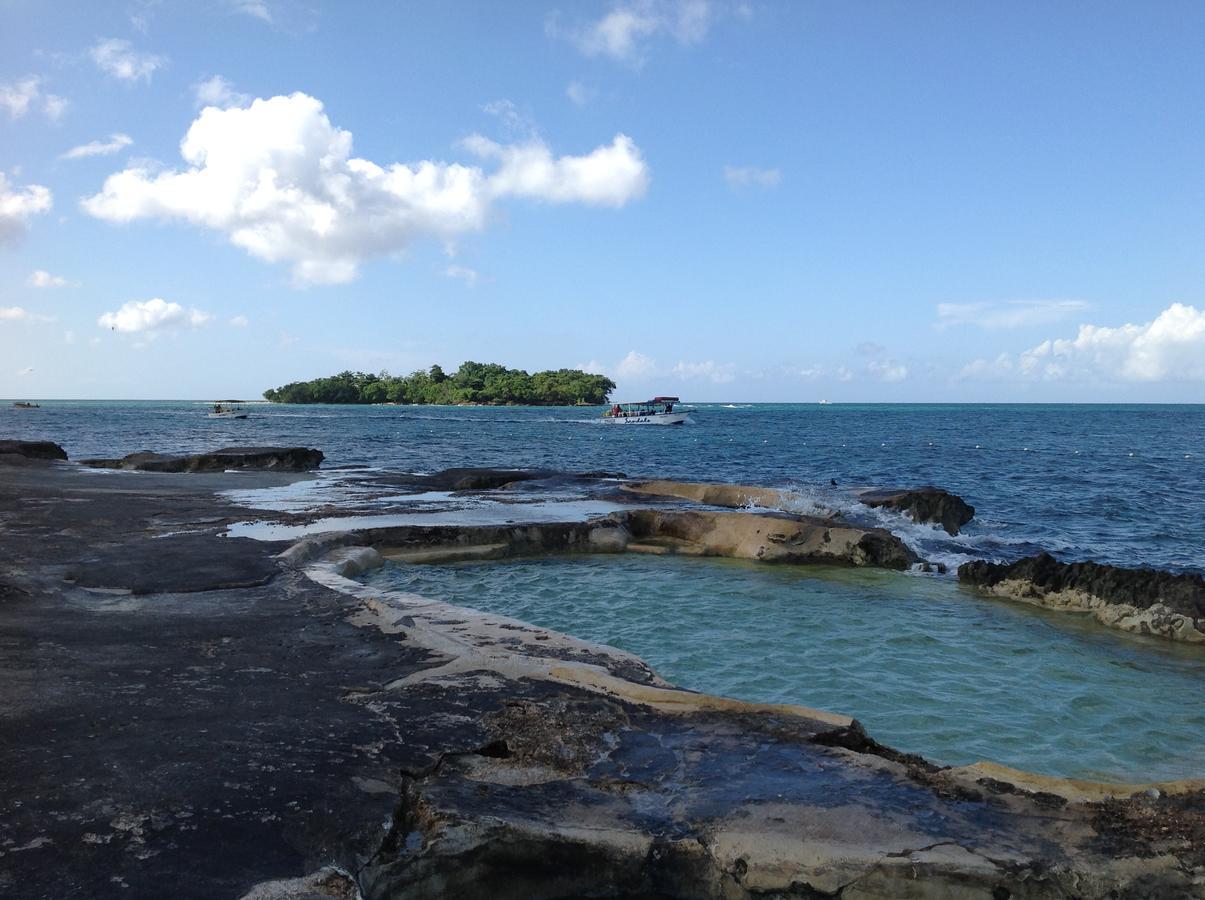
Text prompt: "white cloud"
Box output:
[[936, 299, 1091, 330], [867, 359, 908, 382], [83, 92, 649, 284], [0, 77, 39, 118], [0, 306, 54, 323], [97, 298, 212, 333], [614, 350, 656, 379], [90, 39, 166, 83], [961, 304, 1205, 383], [566, 80, 594, 107], [462, 132, 648, 207], [17, 366, 34, 377], [0, 76, 65, 121], [229, 314, 249, 327], [0, 171, 53, 243], [194, 75, 251, 109], [672, 359, 736, 383], [445, 265, 479, 287], [60, 133, 133, 160], [551, 0, 715, 64], [64, 330, 76, 344], [231, 0, 273, 21], [26, 269, 76, 288], [723, 165, 781, 189]]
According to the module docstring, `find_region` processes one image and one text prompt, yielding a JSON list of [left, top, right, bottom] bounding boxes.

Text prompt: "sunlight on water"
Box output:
[[366, 553, 1205, 783]]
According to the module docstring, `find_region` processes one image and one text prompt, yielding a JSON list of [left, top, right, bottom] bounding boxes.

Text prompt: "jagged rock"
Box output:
[[859, 486, 975, 535], [80, 446, 324, 473], [0, 439, 68, 462], [958, 552, 1205, 643]]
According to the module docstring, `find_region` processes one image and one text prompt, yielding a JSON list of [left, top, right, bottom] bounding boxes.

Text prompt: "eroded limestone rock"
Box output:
[[958, 552, 1205, 643], [81, 446, 324, 472]]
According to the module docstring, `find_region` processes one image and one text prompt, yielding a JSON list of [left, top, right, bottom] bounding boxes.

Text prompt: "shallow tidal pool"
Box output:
[[365, 554, 1205, 783]]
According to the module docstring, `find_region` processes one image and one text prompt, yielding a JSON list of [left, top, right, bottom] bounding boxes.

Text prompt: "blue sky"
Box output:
[[1, 0, 1202, 401]]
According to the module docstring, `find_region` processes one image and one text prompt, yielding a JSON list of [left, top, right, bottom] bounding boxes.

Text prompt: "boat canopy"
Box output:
[[650, 396, 680, 403]]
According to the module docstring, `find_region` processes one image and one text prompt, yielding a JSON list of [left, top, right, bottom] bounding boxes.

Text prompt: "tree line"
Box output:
[[262, 362, 617, 406]]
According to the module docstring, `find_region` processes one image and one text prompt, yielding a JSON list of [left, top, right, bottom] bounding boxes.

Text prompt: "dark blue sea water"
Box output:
[[4, 401, 1202, 573]]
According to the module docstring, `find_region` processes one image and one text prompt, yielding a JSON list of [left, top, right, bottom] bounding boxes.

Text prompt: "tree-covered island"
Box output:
[[263, 362, 616, 406]]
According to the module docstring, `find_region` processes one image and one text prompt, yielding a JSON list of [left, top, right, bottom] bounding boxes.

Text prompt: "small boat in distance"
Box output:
[[13, 401, 40, 409], [208, 400, 249, 419], [602, 396, 689, 426]]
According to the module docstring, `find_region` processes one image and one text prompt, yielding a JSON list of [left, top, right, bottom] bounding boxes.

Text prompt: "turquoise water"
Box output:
[[367, 553, 1205, 783]]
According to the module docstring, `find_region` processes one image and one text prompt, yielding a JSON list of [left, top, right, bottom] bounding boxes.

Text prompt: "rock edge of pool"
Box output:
[[1, 448, 1203, 899]]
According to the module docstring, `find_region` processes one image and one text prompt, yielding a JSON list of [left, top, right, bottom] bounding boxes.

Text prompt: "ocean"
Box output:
[[5, 400, 1203, 574]]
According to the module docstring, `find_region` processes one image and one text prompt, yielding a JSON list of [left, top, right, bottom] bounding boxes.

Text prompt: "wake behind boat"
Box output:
[[603, 396, 689, 425]]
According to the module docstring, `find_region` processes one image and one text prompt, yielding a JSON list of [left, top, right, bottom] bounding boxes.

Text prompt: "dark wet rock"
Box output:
[[958, 552, 1205, 643], [0, 439, 68, 462], [66, 534, 283, 594], [414, 467, 625, 491], [859, 486, 975, 535], [81, 446, 324, 473]]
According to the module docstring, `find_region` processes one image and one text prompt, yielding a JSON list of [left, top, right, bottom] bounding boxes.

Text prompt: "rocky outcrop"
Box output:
[[0, 439, 68, 463], [622, 479, 806, 510], [415, 467, 626, 491], [959, 552, 1205, 643], [81, 446, 324, 473], [335, 508, 915, 571], [859, 486, 975, 535], [623, 508, 916, 568]]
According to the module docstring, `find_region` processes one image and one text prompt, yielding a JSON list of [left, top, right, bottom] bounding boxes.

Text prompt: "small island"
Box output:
[[263, 362, 616, 406]]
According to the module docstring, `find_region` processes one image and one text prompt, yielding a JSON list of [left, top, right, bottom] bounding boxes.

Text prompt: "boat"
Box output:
[[13, 402, 40, 409], [602, 396, 689, 426], [207, 400, 249, 419]]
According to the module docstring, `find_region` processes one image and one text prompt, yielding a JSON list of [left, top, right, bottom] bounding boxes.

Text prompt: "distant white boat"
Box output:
[[818, 399, 831, 405], [602, 396, 688, 426], [208, 400, 249, 419]]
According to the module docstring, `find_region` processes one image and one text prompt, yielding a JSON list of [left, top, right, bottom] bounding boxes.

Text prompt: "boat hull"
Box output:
[[602, 412, 688, 426], [207, 412, 248, 419]]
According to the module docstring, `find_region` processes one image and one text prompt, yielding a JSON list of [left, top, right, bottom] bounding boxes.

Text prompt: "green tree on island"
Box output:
[[262, 362, 616, 406]]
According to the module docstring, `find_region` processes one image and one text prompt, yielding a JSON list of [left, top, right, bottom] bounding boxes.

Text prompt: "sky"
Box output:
[[1, 0, 1203, 402]]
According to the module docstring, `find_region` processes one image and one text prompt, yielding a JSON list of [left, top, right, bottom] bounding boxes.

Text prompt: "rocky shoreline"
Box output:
[[959, 553, 1205, 643], [2, 449, 1203, 897]]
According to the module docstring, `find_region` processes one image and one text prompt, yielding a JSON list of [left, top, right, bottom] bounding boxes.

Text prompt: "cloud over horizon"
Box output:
[[83, 92, 648, 284], [960, 303, 1205, 382], [936, 299, 1092, 330]]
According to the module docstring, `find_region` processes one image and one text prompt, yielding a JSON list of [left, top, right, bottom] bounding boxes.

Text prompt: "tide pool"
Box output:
[[366, 553, 1205, 783]]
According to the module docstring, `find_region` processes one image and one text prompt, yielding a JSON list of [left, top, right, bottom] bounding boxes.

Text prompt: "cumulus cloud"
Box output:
[[194, 75, 250, 109], [614, 350, 656, 379], [26, 270, 76, 288], [960, 304, 1205, 382], [723, 165, 781, 189], [445, 265, 479, 287], [866, 359, 908, 382], [0, 171, 53, 243], [83, 92, 649, 284], [936, 299, 1091, 330], [90, 39, 166, 83], [0, 76, 67, 121], [60, 133, 133, 160], [97, 298, 212, 333], [672, 359, 736, 383], [550, 0, 715, 64]]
